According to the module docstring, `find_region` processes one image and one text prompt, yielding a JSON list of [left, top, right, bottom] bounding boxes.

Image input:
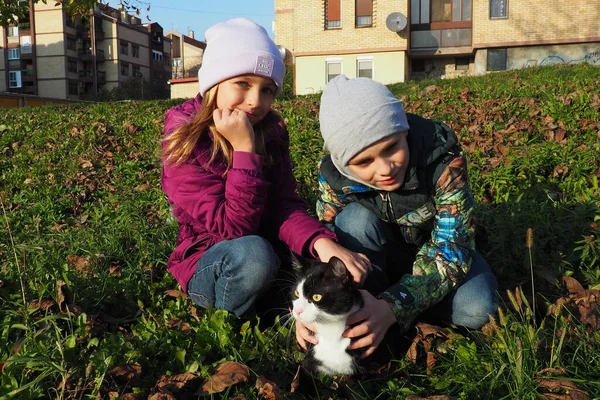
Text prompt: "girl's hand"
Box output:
[[213, 108, 255, 153], [313, 238, 371, 285], [343, 290, 396, 359], [295, 319, 318, 350]]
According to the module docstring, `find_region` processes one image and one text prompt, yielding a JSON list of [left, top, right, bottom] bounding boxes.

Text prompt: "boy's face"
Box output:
[[216, 74, 277, 125], [347, 132, 410, 191]]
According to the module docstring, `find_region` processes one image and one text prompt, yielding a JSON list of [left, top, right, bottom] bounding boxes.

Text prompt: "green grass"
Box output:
[[1, 64, 599, 399]]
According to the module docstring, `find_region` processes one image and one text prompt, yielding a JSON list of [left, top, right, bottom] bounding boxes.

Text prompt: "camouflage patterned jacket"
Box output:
[[316, 113, 476, 333]]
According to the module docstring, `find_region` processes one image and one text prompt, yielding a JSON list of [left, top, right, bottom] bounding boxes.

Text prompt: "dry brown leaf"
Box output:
[[537, 378, 589, 400], [426, 351, 438, 375], [57, 280, 69, 312], [290, 364, 301, 393], [120, 394, 144, 400], [29, 298, 56, 311], [67, 255, 91, 274], [108, 392, 119, 399], [123, 122, 139, 134], [538, 368, 567, 376], [148, 392, 177, 400], [134, 183, 150, 192], [406, 396, 455, 400], [156, 371, 200, 393], [108, 362, 142, 380], [562, 277, 585, 294], [200, 361, 249, 395], [165, 289, 188, 299], [256, 375, 286, 400]]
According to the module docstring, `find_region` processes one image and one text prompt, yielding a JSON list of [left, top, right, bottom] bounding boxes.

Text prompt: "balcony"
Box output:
[[96, 49, 105, 62], [97, 71, 106, 84], [79, 70, 94, 82], [78, 50, 94, 60], [94, 28, 104, 40]]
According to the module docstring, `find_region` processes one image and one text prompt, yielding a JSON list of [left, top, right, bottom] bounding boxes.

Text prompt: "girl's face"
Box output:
[[347, 132, 410, 191], [215, 74, 277, 125]]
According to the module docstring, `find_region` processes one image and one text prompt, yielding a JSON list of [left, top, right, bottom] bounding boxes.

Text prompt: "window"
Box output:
[[455, 57, 470, 70], [120, 41, 128, 55], [325, 0, 341, 29], [66, 37, 76, 50], [487, 48, 507, 71], [132, 45, 139, 58], [412, 0, 471, 24], [132, 65, 141, 78], [152, 50, 163, 61], [326, 60, 342, 82], [357, 58, 373, 79], [121, 62, 129, 76], [490, 0, 508, 19], [9, 71, 22, 88], [356, 0, 373, 27], [411, 59, 425, 72], [68, 81, 79, 95], [8, 48, 20, 60], [7, 26, 19, 37], [68, 59, 78, 73]]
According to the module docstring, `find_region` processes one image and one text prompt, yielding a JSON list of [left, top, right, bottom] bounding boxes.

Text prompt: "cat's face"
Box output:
[[291, 255, 358, 325]]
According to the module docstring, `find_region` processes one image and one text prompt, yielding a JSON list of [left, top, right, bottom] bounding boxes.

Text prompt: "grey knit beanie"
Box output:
[[319, 75, 409, 187]]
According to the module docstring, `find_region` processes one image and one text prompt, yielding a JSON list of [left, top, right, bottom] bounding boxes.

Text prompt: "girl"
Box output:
[[161, 19, 369, 317], [296, 75, 498, 358]]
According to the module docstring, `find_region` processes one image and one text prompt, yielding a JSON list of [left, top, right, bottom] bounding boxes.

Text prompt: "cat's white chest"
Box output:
[[313, 322, 355, 375]]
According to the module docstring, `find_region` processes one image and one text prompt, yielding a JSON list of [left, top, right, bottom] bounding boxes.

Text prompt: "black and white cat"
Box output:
[[291, 254, 364, 376]]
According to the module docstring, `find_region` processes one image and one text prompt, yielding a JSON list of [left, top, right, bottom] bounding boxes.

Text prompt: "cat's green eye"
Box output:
[[312, 294, 322, 302], [294, 290, 300, 298]]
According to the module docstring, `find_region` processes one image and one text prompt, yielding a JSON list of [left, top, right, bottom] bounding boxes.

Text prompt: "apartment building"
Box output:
[[0, 1, 171, 100], [166, 30, 206, 80], [274, 0, 600, 95]]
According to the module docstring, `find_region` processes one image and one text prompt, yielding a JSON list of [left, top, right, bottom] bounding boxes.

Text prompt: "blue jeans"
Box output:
[[187, 235, 279, 317], [335, 203, 498, 329]]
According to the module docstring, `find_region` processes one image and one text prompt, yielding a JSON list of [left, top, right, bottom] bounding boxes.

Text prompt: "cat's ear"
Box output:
[[290, 251, 312, 275], [328, 256, 351, 284]]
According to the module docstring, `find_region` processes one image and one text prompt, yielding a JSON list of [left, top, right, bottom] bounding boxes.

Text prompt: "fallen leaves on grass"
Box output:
[[108, 362, 142, 381], [406, 323, 449, 375], [199, 361, 249, 395], [256, 375, 287, 400], [547, 277, 600, 332], [537, 378, 590, 400], [156, 371, 200, 393]]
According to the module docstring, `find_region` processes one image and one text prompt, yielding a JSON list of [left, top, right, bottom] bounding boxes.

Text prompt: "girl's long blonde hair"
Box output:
[[162, 85, 272, 171]]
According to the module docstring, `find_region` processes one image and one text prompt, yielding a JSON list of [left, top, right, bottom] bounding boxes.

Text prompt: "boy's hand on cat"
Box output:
[[343, 290, 396, 359], [213, 108, 256, 153], [313, 238, 371, 285], [295, 320, 318, 350]]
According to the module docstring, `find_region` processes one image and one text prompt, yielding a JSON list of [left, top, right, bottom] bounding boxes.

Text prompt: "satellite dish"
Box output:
[[386, 12, 407, 33], [277, 45, 287, 60]]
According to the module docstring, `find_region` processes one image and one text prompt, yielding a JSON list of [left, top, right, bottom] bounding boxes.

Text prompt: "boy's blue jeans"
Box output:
[[334, 202, 498, 330], [187, 235, 279, 317]]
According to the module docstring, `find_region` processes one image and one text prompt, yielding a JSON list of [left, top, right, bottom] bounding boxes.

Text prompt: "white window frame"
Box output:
[[8, 48, 20, 60], [326, 58, 343, 83], [356, 56, 374, 79], [7, 26, 19, 37], [9, 71, 22, 88]]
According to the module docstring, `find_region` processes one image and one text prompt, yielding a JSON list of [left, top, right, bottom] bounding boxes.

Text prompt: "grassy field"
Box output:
[[1, 64, 599, 399]]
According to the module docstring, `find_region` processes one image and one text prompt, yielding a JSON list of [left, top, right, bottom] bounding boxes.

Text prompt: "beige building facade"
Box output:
[[275, 0, 600, 95], [166, 30, 206, 79], [1, 1, 171, 100]]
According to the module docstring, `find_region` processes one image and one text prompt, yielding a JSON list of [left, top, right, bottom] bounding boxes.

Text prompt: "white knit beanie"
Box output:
[[319, 75, 410, 187], [198, 18, 285, 96]]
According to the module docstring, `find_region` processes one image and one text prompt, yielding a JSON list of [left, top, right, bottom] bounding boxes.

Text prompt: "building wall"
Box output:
[[0, 27, 5, 92], [182, 40, 203, 76], [473, 1, 600, 47], [170, 79, 199, 99], [275, 0, 409, 56], [33, 2, 67, 99], [295, 51, 405, 94]]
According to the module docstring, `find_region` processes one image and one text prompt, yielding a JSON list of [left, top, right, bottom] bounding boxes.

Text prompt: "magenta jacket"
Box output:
[[161, 95, 336, 292]]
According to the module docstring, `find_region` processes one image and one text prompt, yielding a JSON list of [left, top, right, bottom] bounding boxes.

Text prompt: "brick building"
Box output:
[[274, 0, 600, 95], [0, 1, 171, 100], [166, 30, 206, 80]]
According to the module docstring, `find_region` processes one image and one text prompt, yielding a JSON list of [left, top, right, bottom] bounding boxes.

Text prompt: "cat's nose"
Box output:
[[293, 308, 303, 317]]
